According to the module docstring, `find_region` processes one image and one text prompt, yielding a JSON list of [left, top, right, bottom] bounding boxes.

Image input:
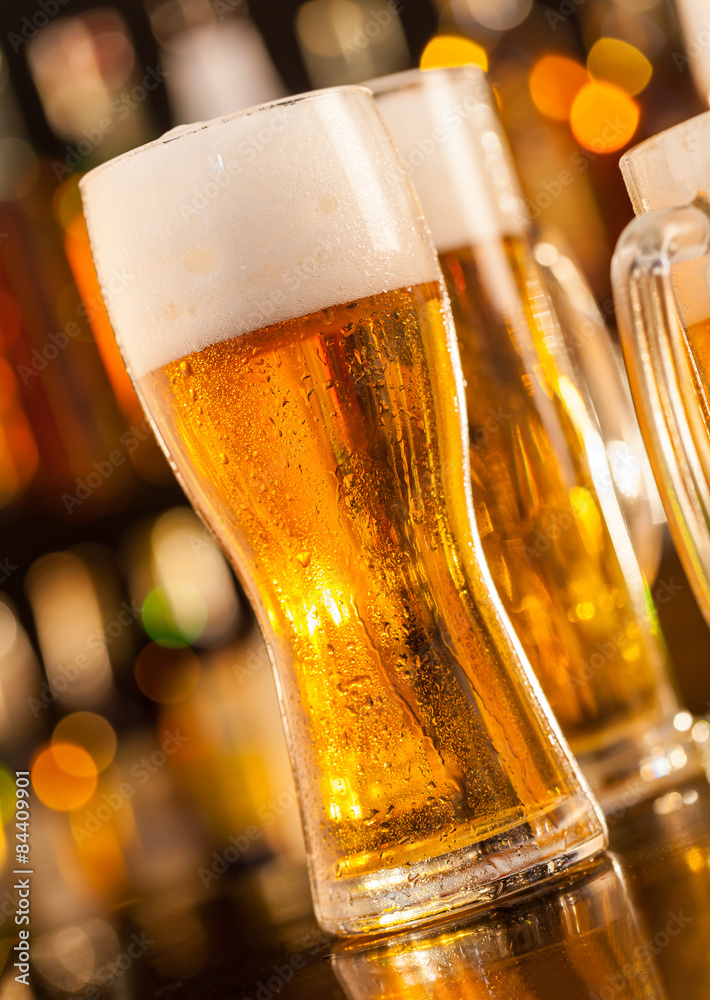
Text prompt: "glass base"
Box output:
[[577, 715, 709, 813], [313, 792, 606, 937]]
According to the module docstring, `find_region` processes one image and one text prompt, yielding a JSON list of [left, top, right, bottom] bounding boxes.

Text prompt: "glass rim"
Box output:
[[366, 64, 487, 97], [620, 108, 710, 172], [79, 84, 374, 187]]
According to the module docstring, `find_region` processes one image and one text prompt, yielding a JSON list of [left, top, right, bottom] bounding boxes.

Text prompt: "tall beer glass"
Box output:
[[612, 111, 710, 629], [370, 68, 692, 804], [80, 88, 605, 935]]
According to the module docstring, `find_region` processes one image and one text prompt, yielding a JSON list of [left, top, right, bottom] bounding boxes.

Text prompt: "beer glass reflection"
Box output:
[[79, 89, 605, 935], [333, 857, 666, 1000], [370, 67, 695, 805]]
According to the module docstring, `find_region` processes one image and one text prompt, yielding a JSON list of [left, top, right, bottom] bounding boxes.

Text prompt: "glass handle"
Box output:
[[612, 205, 710, 623]]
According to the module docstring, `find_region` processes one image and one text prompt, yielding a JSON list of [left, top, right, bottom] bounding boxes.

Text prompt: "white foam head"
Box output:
[[369, 68, 528, 253], [80, 87, 439, 377]]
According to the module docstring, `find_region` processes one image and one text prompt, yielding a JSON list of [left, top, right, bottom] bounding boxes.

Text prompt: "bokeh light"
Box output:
[[587, 38, 652, 96], [529, 55, 588, 121], [142, 585, 208, 648], [32, 743, 98, 811], [570, 82, 639, 153], [53, 713, 118, 773], [0, 765, 16, 823], [464, 0, 532, 32], [135, 643, 200, 704], [149, 508, 240, 648], [0, 291, 22, 349], [420, 35, 488, 72]]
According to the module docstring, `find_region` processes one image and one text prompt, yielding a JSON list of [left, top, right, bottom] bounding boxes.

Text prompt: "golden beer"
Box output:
[[81, 87, 605, 934], [440, 236, 671, 751], [140, 284, 591, 878], [371, 67, 690, 800], [682, 319, 710, 430]]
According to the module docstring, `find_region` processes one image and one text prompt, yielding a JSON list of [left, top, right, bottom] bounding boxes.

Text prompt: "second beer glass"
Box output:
[[370, 67, 690, 803], [80, 89, 605, 934]]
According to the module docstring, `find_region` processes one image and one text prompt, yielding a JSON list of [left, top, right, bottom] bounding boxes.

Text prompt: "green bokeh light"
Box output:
[[142, 585, 207, 647]]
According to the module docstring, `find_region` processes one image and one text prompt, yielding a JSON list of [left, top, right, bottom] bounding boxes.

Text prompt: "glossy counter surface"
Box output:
[[20, 771, 710, 1000]]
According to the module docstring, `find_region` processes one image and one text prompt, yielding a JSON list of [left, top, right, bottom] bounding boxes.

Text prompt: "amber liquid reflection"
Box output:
[[439, 236, 678, 754], [333, 857, 664, 1000], [683, 319, 710, 438]]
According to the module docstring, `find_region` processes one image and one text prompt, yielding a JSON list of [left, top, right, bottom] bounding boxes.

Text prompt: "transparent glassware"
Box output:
[[612, 110, 710, 631], [333, 856, 666, 999], [533, 234, 666, 586], [369, 67, 698, 807], [79, 87, 606, 936]]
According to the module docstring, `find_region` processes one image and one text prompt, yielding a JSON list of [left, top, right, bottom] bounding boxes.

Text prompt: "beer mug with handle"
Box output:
[[613, 111, 710, 630], [370, 68, 695, 806], [80, 88, 605, 936]]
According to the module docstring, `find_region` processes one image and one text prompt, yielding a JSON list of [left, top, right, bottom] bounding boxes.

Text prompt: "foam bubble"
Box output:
[[80, 88, 438, 377], [369, 68, 528, 253]]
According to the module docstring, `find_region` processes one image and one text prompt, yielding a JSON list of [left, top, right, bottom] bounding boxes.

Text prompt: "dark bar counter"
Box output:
[[21, 770, 710, 1000]]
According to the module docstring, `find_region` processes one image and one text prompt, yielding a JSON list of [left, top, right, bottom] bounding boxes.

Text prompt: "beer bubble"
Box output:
[[162, 303, 181, 322], [182, 247, 214, 274], [296, 551, 312, 567]]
